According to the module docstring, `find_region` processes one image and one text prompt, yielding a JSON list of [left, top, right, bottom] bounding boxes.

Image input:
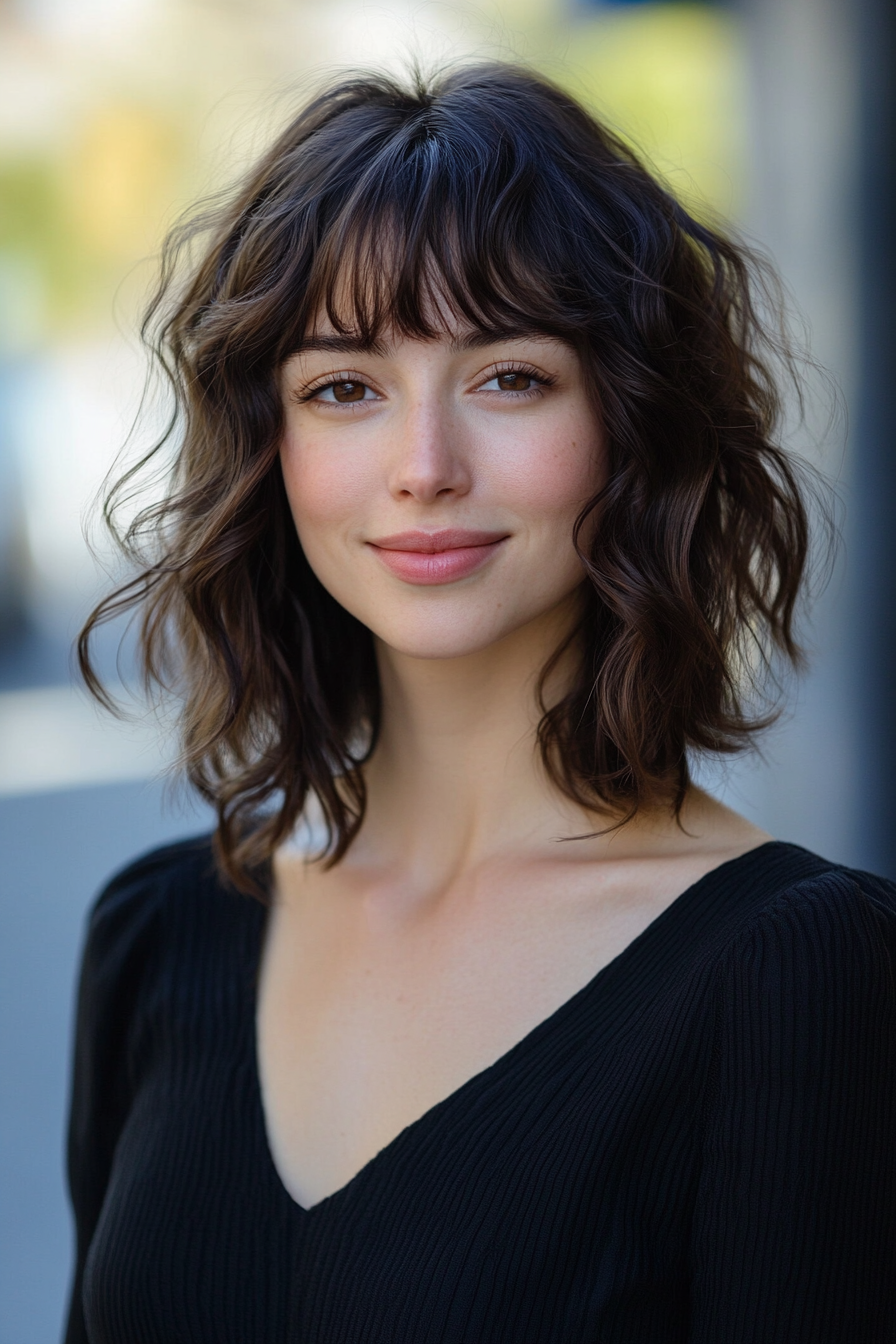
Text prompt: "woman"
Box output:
[[67, 63, 895, 1342]]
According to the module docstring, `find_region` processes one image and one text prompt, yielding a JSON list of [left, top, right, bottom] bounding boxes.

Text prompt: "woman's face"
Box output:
[[278, 319, 604, 661]]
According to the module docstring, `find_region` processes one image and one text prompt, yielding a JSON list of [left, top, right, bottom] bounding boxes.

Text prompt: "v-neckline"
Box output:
[[247, 840, 780, 1215]]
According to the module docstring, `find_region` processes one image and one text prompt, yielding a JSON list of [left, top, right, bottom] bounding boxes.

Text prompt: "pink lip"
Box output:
[[367, 529, 509, 585]]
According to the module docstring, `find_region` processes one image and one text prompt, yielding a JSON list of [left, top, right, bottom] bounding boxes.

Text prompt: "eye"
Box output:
[[310, 379, 376, 404], [478, 368, 546, 394]]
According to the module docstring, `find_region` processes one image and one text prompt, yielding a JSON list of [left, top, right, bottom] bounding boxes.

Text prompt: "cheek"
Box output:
[[279, 432, 373, 536], [499, 413, 603, 528]]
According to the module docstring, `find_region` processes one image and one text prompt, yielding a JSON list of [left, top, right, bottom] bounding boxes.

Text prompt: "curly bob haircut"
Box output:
[[80, 62, 814, 894]]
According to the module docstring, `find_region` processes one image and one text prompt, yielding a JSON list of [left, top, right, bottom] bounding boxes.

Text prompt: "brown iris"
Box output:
[[332, 381, 367, 402], [496, 372, 533, 391]]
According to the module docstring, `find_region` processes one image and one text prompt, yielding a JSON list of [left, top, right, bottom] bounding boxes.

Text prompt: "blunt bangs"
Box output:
[[299, 93, 600, 350]]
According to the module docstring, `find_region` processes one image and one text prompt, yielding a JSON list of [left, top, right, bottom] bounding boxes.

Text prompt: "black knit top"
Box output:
[[64, 836, 896, 1344]]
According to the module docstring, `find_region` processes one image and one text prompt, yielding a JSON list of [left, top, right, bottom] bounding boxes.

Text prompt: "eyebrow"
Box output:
[[286, 327, 555, 360]]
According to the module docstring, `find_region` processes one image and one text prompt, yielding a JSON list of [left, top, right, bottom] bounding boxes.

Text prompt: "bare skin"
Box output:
[[260, 322, 769, 1211]]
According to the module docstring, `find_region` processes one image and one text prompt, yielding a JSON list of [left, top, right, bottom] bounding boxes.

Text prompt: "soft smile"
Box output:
[[366, 529, 510, 585]]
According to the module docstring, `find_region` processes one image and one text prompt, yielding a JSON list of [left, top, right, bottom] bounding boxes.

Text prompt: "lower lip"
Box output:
[[369, 540, 506, 585]]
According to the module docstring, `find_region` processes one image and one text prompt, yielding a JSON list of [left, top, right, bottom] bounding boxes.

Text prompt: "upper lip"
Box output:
[[368, 529, 509, 552]]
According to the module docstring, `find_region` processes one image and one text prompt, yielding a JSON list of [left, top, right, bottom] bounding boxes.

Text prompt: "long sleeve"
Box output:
[[691, 872, 896, 1343], [63, 861, 164, 1344]]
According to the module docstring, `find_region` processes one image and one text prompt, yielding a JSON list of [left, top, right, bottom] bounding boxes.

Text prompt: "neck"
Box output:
[[354, 595, 591, 882]]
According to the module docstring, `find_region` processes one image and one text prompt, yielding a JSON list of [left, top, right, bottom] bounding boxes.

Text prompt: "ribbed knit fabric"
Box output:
[[64, 837, 896, 1344]]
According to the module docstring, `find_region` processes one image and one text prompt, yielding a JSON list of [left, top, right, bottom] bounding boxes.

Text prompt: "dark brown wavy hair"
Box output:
[[80, 62, 816, 894]]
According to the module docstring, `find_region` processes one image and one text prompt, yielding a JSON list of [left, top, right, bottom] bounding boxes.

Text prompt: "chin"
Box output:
[[371, 621, 513, 663], [362, 595, 565, 664]]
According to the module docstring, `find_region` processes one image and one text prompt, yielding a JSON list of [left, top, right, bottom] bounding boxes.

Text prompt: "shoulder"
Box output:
[[81, 833, 231, 986], [692, 840, 896, 947], [710, 844, 896, 1031], [726, 843, 896, 954], [75, 833, 270, 1066], [87, 832, 217, 928]]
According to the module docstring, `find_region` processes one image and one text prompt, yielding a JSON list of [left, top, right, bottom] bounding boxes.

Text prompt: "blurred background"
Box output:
[[1, 0, 893, 1338]]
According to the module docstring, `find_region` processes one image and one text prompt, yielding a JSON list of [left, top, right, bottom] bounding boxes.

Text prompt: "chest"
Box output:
[[88, 908, 710, 1344], [255, 858, 701, 1211]]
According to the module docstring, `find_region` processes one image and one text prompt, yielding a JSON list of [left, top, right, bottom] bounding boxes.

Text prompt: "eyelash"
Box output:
[[480, 363, 555, 397], [294, 373, 371, 405], [294, 362, 555, 405]]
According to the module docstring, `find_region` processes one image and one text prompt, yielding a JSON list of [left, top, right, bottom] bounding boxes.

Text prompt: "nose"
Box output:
[[388, 398, 472, 504]]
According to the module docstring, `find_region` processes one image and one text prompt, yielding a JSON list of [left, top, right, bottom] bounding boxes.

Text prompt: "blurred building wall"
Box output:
[[692, 0, 863, 862], [851, 0, 896, 877], [712, 0, 896, 878]]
